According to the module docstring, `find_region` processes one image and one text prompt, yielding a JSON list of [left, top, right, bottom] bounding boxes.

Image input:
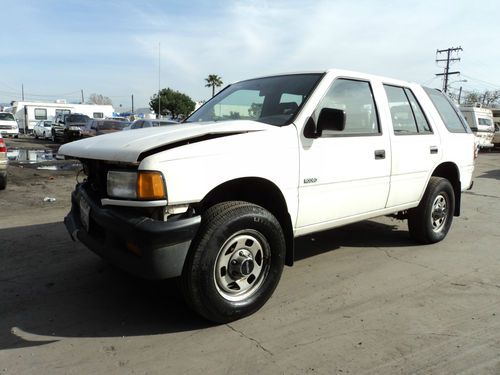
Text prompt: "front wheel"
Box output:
[[408, 177, 455, 244], [181, 201, 286, 323]]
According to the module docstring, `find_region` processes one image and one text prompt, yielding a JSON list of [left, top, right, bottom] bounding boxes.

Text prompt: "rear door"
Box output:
[[383, 85, 441, 207]]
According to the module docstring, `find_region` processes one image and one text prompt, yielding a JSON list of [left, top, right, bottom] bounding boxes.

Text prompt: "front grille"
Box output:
[[0, 125, 14, 130]]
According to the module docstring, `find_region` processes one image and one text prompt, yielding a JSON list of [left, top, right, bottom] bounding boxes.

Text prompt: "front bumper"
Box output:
[[64, 183, 201, 279], [0, 129, 19, 136]]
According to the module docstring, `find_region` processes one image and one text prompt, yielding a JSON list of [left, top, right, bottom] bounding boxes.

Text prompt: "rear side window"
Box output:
[[424, 88, 468, 133], [384, 85, 432, 134]]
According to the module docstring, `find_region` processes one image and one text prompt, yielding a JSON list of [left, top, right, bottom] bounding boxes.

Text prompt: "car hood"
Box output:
[[59, 120, 273, 163]]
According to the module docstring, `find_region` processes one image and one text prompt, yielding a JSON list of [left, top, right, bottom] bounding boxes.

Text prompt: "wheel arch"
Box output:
[[196, 177, 295, 266], [431, 162, 461, 216]]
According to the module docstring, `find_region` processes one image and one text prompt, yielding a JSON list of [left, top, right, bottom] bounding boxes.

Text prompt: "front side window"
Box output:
[[384, 85, 432, 134], [315, 78, 380, 135], [186, 74, 322, 126], [34, 108, 47, 120]]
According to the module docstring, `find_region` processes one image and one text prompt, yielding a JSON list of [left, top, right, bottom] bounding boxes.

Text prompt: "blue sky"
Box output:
[[1, 0, 499, 109]]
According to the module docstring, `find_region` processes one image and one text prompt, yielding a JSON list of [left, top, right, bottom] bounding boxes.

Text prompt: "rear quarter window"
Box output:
[[423, 88, 469, 133]]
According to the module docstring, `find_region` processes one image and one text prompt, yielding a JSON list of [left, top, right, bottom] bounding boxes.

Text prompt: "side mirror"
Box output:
[[317, 108, 345, 136]]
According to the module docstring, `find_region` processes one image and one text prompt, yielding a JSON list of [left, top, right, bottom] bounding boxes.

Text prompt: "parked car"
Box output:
[[60, 69, 475, 323], [493, 123, 500, 148], [127, 119, 178, 130], [0, 112, 19, 138], [82, 119, 130, 138], [33, 120, 53, 139], [0, 133, 7, 189], [52, 113, 91, 143], [105, 116, 130, 122]]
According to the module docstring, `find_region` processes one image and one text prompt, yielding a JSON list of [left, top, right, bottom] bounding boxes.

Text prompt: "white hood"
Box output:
[[59, 120, 272, 163]]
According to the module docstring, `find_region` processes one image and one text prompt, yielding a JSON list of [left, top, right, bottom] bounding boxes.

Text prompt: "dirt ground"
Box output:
[[1, 137, 500, 374]]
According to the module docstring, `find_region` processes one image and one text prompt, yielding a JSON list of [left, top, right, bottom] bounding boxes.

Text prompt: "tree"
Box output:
[[463, 90, 500, 106], [149, 88, 196, 119], [88, 93, 113, 105], [205, 74, 223, 98]]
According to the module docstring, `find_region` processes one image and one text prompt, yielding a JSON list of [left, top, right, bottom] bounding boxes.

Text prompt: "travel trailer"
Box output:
[[9, 100, 114, 133], [459, 104, 495, 148]]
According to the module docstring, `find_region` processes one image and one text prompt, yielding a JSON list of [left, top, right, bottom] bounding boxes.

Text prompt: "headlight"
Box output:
[[107, 171, 166, 200]]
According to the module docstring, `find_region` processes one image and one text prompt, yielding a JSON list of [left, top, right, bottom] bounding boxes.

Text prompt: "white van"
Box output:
[[460, 105, 495, 148]]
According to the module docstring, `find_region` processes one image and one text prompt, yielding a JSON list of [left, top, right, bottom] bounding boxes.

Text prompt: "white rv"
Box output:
[[459, 104, 495, 148], [10, 100, 114, 133]]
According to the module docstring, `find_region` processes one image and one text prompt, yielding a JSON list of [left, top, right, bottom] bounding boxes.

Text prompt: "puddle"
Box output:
[[7, 148, 57, 163], [36, 163, 81, 171]]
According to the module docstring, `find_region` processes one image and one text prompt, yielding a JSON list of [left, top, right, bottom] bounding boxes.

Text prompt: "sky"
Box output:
[[1, 0, 499, 110]]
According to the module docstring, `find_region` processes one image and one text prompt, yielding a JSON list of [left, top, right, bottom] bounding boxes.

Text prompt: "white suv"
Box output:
[[60, 70, 476, 322], [0, 112, 19, 138]]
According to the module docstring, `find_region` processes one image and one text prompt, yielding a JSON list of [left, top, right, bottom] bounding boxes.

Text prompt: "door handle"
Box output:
[[374, 150, 385, 160], [430, 146, 438, 154]]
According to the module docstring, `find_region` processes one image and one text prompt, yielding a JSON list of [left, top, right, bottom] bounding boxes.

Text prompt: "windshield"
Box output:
[[0, 113, 15, 121], [186, 74, 323, 126], [67, 114, 90, 123]]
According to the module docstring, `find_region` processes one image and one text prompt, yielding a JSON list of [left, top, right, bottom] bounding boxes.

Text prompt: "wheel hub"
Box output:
[[229, 250, 255, 277], [431, 194, 448, 231]]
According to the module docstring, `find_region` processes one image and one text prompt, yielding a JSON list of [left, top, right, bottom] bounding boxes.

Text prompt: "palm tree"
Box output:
[[205, 74, 223, 98]]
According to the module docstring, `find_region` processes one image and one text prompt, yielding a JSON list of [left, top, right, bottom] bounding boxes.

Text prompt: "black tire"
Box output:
[[0, 174, 6, 190], [34, 133, 39, 139], [408, 177, 455, 244], [181, 201, 286, 323]]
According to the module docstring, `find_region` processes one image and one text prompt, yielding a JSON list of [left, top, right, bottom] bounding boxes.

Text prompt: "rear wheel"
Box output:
[[181, 201, 286, 323], [408, 177, 455, 244]]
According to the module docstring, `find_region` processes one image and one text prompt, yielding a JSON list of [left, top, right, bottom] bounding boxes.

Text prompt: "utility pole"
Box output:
[[158, 42, 161, 119], [22, 84, 24, 101], [435, 46, 463, 93], [81, 89, 84, 104], [458, 86, 463, 104], [131, 94, 134, 113]]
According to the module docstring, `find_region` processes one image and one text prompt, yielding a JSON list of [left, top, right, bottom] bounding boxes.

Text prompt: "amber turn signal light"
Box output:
[[137, 171, 166, 200]]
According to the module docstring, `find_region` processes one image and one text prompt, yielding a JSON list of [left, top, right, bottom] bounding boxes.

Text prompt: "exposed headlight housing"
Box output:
[[107, 170, 166, 200]]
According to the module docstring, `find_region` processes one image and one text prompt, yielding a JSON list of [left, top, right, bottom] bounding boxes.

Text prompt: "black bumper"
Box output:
[[64, 184, 201, 279]]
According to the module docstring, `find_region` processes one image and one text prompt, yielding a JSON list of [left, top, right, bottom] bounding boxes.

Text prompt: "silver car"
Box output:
[[33, 120, 53, 139], [128, 119, 178, 130]]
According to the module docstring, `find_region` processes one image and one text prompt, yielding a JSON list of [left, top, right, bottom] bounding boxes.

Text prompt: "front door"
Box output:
[[297, 78, 391, 232]]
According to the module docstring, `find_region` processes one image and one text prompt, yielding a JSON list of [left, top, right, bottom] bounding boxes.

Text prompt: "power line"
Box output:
[[460, 74, 500, 90], [435, 46, 462, 93]]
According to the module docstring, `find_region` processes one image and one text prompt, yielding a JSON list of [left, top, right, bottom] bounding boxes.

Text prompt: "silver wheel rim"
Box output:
[[431, 194, 448, 232], [214, 230, 271, 302]]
